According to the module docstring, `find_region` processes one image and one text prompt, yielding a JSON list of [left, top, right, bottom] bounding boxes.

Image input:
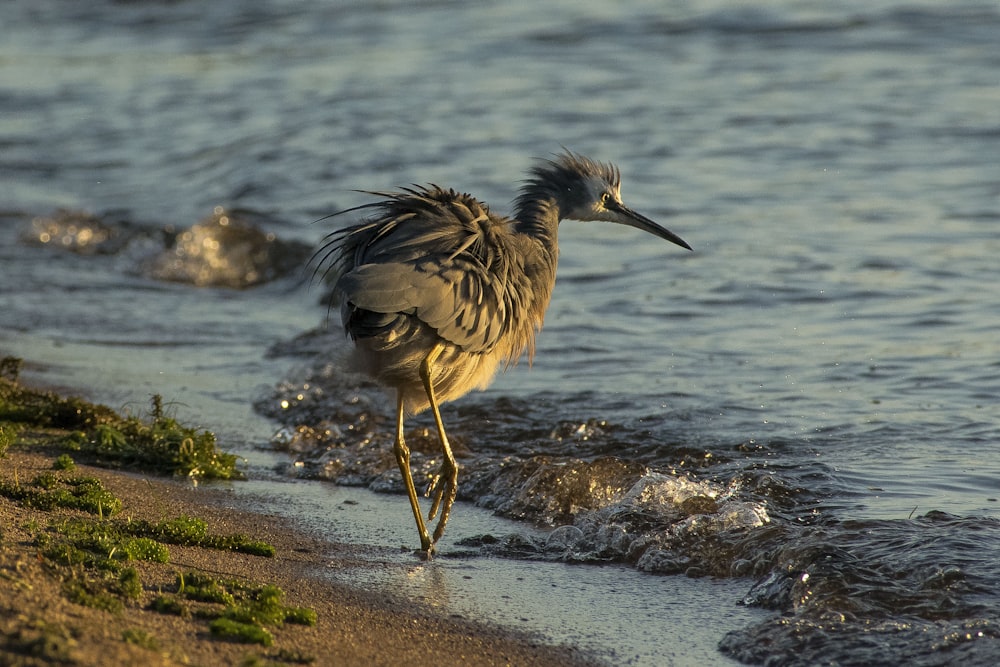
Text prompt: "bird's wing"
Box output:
[[337, 252, 516, 354], [329, 185, 539, 359]]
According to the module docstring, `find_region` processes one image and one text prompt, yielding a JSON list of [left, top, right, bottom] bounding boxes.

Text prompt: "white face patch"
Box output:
[[570, 176, 623, 222]]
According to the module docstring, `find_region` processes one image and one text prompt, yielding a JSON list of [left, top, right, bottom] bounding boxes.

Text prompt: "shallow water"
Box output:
[[232, 477, 767, 666], [3, 1, 1000, 664]]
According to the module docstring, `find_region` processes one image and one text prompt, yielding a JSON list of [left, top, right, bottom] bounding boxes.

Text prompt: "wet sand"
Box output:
[[0, 448, 602, 667]]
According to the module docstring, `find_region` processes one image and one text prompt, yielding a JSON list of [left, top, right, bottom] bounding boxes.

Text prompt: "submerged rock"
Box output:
[[145, 207, 310, 288], [22, 209, 138, 255], [22, 207, 309, 289]]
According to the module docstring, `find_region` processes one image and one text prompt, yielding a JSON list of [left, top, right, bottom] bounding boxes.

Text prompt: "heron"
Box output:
[[315, 151, 691, 554]]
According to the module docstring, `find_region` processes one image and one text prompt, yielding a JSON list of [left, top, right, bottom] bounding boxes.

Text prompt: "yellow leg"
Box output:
[[393, 392, 432, 553], [420, 344, 459, 546]]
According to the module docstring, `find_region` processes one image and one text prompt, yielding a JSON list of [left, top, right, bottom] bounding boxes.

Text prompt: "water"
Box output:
[[3, 1, 1000, 664]]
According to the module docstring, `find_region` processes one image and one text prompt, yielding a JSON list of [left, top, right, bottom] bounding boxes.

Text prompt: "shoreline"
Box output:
[[0, 374, 603, 667]]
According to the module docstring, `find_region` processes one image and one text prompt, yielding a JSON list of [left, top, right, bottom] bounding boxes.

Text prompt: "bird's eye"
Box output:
[[601, 192, 611, 205]]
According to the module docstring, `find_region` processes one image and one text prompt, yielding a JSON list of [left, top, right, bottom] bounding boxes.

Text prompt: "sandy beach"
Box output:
[[1, 446, 601, 667]]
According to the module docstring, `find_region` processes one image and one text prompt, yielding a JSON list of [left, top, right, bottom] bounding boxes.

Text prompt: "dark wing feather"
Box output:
[[321, 186, 534, 359]]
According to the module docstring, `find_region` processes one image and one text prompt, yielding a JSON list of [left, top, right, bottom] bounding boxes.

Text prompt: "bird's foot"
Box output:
[[425, 461, 459, 544], [425, 461, 458, 520]]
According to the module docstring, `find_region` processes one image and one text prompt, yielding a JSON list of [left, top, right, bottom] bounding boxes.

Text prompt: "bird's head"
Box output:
[[538, 151, 692, 251]]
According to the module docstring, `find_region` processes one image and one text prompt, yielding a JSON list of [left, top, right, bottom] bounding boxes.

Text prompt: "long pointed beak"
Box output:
[[608, 201, 692, 251]]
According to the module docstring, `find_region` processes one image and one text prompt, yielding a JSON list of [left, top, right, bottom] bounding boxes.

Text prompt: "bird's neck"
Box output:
[[509, 188, 561, 362], [512, 186, 562, 260]]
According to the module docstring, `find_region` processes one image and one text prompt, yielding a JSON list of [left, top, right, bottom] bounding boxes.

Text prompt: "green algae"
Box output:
[[121, 628, 160, 651], [209, 617, 275, 646], [127, 515, 276, 557], [173, 572, 316, 647], [62, 576, 125, 614], [1, 621, 77, 664], [29, 510, 274, 577], [6, 472, 310, 649], [0, 359, 242, 480], [150, 594, 190, 618], [118, 566, 144, 600], [0, 472, 123, 516], [53, 453, 76, 471], [0, 358, 316, 657]]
